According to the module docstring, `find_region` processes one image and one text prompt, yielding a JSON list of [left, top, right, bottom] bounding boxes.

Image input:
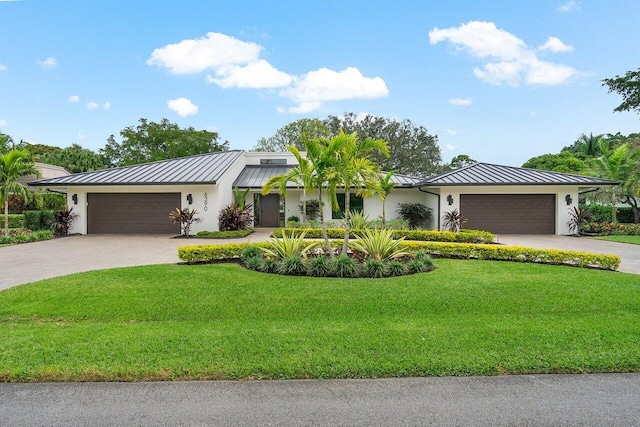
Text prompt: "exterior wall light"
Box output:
[[72, 194, 78, 205], [187, 194, 193, 205], [565, 195, 572, 205], [447, 195, 453, 205]]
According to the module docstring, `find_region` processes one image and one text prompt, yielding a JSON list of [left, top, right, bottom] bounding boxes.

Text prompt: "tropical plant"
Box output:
[[591, 142, 636, 223], [397, 202, 431, 229], [169, 207, 203, 236], [278, 255, 307, 276], [329, 254, 360, 278], [218, 203, 253, 231], [298, 199, 321, 221], [332, 130, 390, 256], [442, 209, 467, 232], [567, 207, 592, 235], [349, 229, 408, 261], [307, 256, 332, 277], [372, 171, 395, 227], [53, 207, 78, 236], [0, 149, 40, 236], [233, 187, 251, 209], [349, 210, 370, 230], [385, 260, 407, 277], [260, 231, 320, 260], [363, 259, 386, 278]]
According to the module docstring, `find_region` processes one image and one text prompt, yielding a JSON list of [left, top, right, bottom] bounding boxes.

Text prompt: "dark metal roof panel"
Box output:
[[233, 165, 296, 188], [29, 150, 243, 186], [418, 163, 619, 186]]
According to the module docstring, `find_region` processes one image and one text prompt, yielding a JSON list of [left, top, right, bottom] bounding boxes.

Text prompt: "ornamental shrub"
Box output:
[[397, 202, 432, 229]]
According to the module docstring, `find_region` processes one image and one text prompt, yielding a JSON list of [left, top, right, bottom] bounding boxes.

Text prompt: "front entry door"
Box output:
[[260, 194, 280, 227]]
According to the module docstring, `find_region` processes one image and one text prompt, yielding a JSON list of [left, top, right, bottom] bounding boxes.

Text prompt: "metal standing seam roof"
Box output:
[[29, 150, 244, 186], [417, 162, 620, 186], [233, 165, 424, 189]]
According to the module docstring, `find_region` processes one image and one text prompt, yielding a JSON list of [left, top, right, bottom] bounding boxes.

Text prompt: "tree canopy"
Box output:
[[522, 152, 589, 174], [254, 113, 443, 178], [101, 118, 229, 167], [602, 68, 640, 117], [38, 143, 108, 173]]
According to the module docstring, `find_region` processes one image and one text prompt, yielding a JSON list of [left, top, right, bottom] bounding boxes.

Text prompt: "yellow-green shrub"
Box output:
[[178, 240, 620, 270], [272, 227, 495, 244]]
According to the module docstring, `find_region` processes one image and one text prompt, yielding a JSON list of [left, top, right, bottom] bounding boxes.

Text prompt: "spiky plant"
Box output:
[[567, 207, 591, 235], [349, 210, 370, 230], [260, 231, 320, 260], [278, 255, 307, 276], [385, 260, 406, 277], [307, 256, 332, 277], [349, 228, 408, 261], [169, 207, 203, 236], [442, 209, 467, 233], [329, 254, 360, 278], [218, 203, 253, 231], [364, 259, 386, 278], [53, 207, 79, 236]]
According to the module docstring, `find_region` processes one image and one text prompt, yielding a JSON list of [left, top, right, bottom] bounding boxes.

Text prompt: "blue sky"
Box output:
[[0, 0, 638, 166]]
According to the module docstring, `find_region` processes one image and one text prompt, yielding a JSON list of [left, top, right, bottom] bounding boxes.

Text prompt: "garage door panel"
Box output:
[[88, 193, 181, 234], [460, 194, 555, 234]]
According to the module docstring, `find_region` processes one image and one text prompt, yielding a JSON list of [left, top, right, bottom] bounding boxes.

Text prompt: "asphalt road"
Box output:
[[1, 374, 639, 426]]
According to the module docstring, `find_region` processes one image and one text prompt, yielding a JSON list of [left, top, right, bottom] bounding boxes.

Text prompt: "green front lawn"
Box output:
[[1, 260, 639, 382], [592, 235, 640, 245]]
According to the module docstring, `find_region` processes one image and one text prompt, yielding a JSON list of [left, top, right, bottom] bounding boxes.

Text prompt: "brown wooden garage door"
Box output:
[[460, 194, 556, 234], [87, 193, 181, 234]]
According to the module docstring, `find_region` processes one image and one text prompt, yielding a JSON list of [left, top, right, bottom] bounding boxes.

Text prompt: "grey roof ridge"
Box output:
[[417, 161, 620, 186], [30, 149, 245, 185]]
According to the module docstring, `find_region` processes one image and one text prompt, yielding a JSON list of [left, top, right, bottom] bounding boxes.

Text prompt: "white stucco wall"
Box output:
[[433, 185, 579, 235]]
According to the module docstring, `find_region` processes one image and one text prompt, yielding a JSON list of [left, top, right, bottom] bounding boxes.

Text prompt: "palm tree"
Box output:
[[262, 145, 315, 222], [332, 131, 389, 254], [591, 142, 634, 224], [373, 171, 396, 227], [0, 149, 40, 236]]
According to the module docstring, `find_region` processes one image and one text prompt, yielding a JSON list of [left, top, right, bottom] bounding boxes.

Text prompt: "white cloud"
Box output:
[[38, 56, 58, 69], [86, 101, 99, 110], [68, 95, 80, 103], [429, 21, 579, 86], [0, 64, 6, 71], [167, 97, 199, 117], [77, 133, 87, 140], [147, 32, 262, 75], [448, 97, 473, 106], [279, 67, 388, 113], [538, 36, 573, 52], [558, 1, 578, 12], [0, 119, 7, 127], [103, 101, 111, 110], [445, 144, 458, 151], [205, 59, 292, 89]]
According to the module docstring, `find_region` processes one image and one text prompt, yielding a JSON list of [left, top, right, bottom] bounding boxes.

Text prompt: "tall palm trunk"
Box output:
[[382, 200, 386, 228], [4, 199, 8, 237], [342, 191, 351, 255], [301, 188, 307, 223], [318, 188, 333, 257]]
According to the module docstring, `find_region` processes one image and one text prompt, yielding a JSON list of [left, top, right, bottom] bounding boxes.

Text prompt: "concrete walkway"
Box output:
[[2, 374, 639, 426], [497, 234, 640, 275], [0, 229, 274, 290]]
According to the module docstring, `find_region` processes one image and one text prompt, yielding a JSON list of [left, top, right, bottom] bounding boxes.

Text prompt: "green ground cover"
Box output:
[[0, 260, 638, 382], [592, 235, 640, 245]]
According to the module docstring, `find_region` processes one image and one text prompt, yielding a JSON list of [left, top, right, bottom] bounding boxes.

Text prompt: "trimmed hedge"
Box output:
[[273, 227, 495, 244], [22, 210, 54, 231], [195, 229, 254, 239], [400, 241, 620, 270], [5, 214, 23, 229], [584, 204, 636, 224], [178, 240, 620, 271]]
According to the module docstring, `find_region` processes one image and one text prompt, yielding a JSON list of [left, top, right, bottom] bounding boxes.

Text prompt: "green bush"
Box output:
[[584, 204, 636, 224], [273, 227, 495, 244], [6, 214, 23, 228], [0, 229, 54, 245], [397, 202, 432, 228], [583, 222, 640, 236], [195, 229, 254, 239], [22, 210, 54, 231]]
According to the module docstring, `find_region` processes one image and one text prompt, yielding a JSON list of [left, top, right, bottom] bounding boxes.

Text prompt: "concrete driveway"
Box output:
[[0, 230, 273, 291], [497, 234, 640, 275]]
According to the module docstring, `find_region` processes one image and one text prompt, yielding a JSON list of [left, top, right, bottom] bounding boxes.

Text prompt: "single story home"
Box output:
[[30, 150, 617, 235]]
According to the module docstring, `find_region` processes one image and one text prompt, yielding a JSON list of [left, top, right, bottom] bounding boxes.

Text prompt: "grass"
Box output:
[[591, 235, 640, 245], [0, 260, 639, 382]]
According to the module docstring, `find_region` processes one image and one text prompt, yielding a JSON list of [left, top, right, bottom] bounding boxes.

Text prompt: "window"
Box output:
[[332, 193, 364, 219], [260, 159, 287, 165]]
